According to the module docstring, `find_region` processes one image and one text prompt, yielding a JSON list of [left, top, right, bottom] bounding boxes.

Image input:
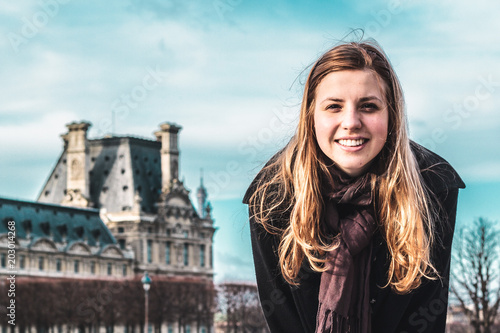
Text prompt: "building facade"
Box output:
[[0, 121, 216, 331]]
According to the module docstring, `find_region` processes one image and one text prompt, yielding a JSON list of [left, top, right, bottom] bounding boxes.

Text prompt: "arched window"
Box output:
[[147, 240, 153, 263], [200, 245, 205, 267], [38, 257, 44, 270]]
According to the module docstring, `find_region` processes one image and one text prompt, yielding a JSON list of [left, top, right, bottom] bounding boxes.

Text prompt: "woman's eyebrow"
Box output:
[[320, 96, 383, 104], [321, 97, 344, 103], [359, 96, 383, 103]]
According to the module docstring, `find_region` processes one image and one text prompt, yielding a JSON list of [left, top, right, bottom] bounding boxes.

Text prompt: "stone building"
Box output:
[[0, 121, 216, 332], [36, 121, 215, 280]]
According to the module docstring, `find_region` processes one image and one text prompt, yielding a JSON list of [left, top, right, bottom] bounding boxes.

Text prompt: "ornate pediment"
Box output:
[[101, 245, 124, 258], [0, 234, 20, 246], [160, 179, 191, 206], [157, 181, 197, 223], [31, 238, 58, 252], [67, 242, 92, 255]]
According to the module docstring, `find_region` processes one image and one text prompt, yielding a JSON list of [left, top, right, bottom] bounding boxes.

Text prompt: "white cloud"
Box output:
[[0, 110, 77, 154], [461, 162, 500, 182], [0, 1, 37, 16]]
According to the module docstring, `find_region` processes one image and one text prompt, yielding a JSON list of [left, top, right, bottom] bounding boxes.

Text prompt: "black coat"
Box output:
[[243, 142, 465, 333]]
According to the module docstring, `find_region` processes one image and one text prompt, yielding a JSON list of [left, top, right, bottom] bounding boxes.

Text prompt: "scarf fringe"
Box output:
[[315, 304, 361, 333]]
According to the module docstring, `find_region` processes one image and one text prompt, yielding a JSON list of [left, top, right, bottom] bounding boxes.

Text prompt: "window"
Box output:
[[39, 257, 44, 270], [56, 258, 62, 272], [183, 243, 189, 266], [166, 229, 171, 237], [167, 325, 173, 333], [119, 239, 126, 250], [90, 261, 96, 274], [1, 253, 5, 268], [183, 230, 189, 238], [118, 227, 124, 233], [200, 244, 205, 267], [107, 263, 112, 275], [210, 245, 213, 268], [122, 264, 127, 277], [185, 325, 191, 333], [147, 240, 152, 263], [200, 327, 207, 333], [165, 242, 171, 265], [74, 260, 79, 273], [19, 255, 25, 269]]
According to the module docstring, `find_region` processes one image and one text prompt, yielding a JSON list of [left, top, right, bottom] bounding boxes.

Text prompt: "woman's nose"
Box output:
[[341, 106, 362, 130]]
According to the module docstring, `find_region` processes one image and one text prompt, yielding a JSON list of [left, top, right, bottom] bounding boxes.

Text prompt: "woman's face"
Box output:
[[313, 69, 389, 177]]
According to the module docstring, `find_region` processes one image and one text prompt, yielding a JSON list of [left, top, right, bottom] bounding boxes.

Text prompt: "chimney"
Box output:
[[155, 122, 182, 193], [62, 121, 91, 207]]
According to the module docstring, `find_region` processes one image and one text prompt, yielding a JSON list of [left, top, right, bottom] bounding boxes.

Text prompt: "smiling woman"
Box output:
[[243, 40, 465, 333]]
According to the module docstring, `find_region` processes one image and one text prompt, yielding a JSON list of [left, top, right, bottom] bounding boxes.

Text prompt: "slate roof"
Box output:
[[0, 197, 116, 247], [38, 136, 163, 213]]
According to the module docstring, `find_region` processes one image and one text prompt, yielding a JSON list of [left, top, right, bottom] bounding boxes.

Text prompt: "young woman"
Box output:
[[243, 41, 465, 332]]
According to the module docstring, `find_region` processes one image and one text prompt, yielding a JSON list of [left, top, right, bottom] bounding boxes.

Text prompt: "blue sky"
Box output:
[[1, 0, 499, 282]]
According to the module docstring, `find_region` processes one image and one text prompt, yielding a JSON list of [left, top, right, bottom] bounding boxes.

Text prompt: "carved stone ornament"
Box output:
[[62, 189, 89, 208], [160, 178, 190, 201], [174, 223, 182, 235]]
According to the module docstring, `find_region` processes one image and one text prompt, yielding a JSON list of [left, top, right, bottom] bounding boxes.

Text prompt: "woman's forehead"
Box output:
[[314, 69, 387, 102]]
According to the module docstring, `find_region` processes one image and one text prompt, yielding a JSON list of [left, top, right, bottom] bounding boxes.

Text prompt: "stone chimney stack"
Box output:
[[61, 121, 91, 207], [155, 122, 182, 192]]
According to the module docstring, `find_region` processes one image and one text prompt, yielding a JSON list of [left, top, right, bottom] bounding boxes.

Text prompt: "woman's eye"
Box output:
[[360, 103, 379, 111], [326, 104, 342, 111]]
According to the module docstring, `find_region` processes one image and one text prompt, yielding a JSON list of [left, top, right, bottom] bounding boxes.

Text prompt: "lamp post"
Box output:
[[141, 272, 152, 333]]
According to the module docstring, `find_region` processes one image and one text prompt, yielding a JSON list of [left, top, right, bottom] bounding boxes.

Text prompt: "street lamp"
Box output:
[[141, 272, 152, 333]]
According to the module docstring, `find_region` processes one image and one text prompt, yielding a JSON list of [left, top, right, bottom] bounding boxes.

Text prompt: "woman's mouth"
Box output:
[[336, 139, 368, 147]]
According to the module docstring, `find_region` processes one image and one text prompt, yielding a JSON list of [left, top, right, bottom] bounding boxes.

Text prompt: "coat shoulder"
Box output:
[[410, 141, 466, 194], [242, 151, 283, 205]]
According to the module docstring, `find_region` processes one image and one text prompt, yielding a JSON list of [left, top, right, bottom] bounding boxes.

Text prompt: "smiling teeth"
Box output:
[[338, 139, 365, 147]]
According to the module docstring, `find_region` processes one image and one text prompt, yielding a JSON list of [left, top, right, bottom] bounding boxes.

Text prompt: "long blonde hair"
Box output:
[[249, 41, 436, 294]]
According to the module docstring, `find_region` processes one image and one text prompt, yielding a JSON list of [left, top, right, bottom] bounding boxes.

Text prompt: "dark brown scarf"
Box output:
[[315, 166, 377, 333]]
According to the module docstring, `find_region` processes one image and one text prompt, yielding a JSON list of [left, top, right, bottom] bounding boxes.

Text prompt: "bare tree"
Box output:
[[218, 282, 269, 333], [450, 217, 500, 333]]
